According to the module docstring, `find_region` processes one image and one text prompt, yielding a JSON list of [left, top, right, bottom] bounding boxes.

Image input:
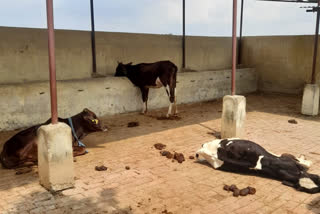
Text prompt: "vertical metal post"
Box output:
[[232, 0, 237, 95], [238, 0, 244, 65], [90, 0, 97, 74], [46, 0, 58, 124], [311, 0, 320, 84], [182, 0, 186, 69]]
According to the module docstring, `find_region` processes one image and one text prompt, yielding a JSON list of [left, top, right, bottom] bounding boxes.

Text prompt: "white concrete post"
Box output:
[[301, 84, 319, 116], [221, 95, 246, 139], [37, 122, 74, 192]]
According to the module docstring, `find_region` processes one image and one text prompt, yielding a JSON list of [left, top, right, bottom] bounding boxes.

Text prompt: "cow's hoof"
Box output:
[[101, 126, 108, 132], [166, 114, 170, 118]]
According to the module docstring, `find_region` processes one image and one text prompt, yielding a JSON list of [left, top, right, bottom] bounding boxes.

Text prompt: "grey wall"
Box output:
[[0, 27, 233, 84], [1, 27, 319, 94], [0, 27, 92, 84], [242, 35, 320, 94]]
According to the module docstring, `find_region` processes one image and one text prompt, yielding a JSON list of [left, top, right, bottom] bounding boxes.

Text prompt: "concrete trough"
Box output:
[[0, 68, 257, 131]]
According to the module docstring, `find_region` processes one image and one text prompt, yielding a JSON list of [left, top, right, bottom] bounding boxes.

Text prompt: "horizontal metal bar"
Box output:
[[257, 0, 318, 3]]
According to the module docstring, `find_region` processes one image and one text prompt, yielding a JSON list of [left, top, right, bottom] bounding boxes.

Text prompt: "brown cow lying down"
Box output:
[[0, 108, 107, 169], [196, 139, 320, 194]]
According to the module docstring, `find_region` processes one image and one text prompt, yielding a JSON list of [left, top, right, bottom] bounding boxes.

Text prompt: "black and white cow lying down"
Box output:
[[115, 61, 178, 117], [196, 139, 320, 194]]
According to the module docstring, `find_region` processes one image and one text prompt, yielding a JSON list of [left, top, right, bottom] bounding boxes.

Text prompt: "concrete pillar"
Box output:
[[221, 95, 246, 139], [37, 122, 74, 192], [301, 84, 319, 116]]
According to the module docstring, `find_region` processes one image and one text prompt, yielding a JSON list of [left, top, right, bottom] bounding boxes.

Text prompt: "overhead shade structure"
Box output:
[[258, 0, 317, 2]]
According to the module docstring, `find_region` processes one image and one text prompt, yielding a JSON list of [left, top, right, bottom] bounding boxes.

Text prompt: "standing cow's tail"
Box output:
[[0, 149, 8, 169], [0, 151, 3, 168], [169, 64, 177, 103]]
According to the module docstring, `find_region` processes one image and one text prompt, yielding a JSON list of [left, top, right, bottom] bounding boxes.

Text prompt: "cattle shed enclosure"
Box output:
[[1, 26, 320, 130], [2, 1, 320, 213]]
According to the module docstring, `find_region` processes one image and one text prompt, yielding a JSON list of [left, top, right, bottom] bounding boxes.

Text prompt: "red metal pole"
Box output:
[[46, 0, 58, 124], [232, 0, 237, 95], [311, 0, 320, 84]]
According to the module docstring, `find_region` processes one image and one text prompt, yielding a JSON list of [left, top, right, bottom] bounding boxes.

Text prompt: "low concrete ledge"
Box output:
[[0, 68, 257, 131]]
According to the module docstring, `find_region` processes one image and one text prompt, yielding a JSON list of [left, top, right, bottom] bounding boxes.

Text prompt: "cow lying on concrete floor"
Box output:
[[195, 139, 320, 194], [0, 108, 107, 169], [115, 61, 178, 117]]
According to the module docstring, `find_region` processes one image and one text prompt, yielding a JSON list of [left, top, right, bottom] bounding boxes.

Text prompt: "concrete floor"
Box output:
[[1, 93, 320, 214]]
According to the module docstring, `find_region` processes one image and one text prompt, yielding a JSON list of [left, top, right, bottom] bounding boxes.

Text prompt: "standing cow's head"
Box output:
[[115, 62, 132, 77]]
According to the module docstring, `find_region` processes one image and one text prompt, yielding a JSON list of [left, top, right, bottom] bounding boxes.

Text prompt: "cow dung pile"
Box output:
[[223, 184, 256, 197], [160, 151, 185, 163], [128, 122, 140, 127], [173, 152, 185, 163], [288, 119, 298, 124], [154, 144, 186, 164], [160, 150, 174, 159], [95, 165, 108, 171], [162, 209, 173, 214], [154, 143, 167, 150]]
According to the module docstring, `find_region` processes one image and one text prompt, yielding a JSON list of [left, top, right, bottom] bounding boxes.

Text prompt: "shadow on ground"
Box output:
[[6, 187, 131, 214], [307, 196, 320, 213], [84, 92, 320, 148], [0, 93, 319, 192], [1, 93, 319, 151]]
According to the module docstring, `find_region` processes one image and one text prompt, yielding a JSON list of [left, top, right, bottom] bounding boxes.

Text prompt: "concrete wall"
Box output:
[[242, 36, 320, 94], [0, 27, 233, 84], [2, 27, 320, 94], [0, 68, 257, 131], [0, 27, 93, 84]]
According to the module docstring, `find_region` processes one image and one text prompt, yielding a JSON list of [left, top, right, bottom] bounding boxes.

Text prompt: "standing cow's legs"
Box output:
[[166, 85, 174, 118], [167, 103, 173, 117], [174, 88, 178, 115], [166, 78, 177, 117], [140, 87, 149, 114]]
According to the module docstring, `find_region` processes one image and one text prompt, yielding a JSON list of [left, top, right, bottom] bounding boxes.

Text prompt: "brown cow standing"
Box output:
[[115, 60, 178, 117], [0, 108, 107, 169]]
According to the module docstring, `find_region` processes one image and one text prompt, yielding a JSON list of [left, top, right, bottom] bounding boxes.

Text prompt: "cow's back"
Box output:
[[131, 61, 177, 86], [0, 125, 39, 168]]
